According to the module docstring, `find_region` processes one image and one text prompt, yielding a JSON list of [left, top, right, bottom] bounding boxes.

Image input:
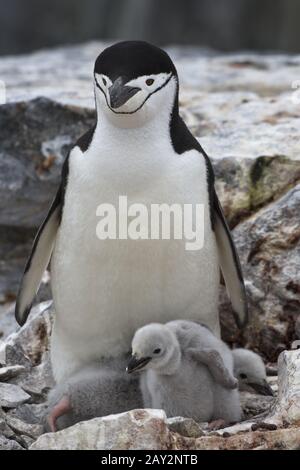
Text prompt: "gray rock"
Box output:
[[0, 383, 30, 408], [31, 409, 172, 450], [4, 344, 31, 369], [0, 302, 19, 341], [5, 414, 43, 439], [240, 392, 274, 420], [0, 410, 16, 439], [167, 416, 205, 438], [220, 185, 300, 360], [0, 365, 26, 382], [19, 435, 35, 449], [0, 301, 53, 367], [0, 435, 24, 450], [270, 349, 300, 425], [30, 405, 300, 451], [11, 402, 48, 425], [12, 353, 54, 399], [0, 98, 95, 230], [0, 96, 94, 299], [214, 155, 300, 228]]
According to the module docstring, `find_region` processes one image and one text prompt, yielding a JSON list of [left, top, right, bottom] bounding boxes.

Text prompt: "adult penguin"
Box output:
[[16, 41, 247, 382]]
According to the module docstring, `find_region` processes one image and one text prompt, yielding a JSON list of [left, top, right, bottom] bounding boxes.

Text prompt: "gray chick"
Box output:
[[232, 348, 273, 396], [127, 321, 241, 424], [45, 355, 143, 432]]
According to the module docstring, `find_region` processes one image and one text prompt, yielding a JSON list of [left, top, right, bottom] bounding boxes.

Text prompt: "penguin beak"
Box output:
[[248, 379, 274, 396], [126, 355, 151, 374], [109, 77, 140, 109]]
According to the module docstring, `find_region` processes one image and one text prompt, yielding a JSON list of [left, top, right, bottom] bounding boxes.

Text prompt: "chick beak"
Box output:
[[248, 379, 274, 396], [109, 77, 140, 109], [126, 355, 151, 374]]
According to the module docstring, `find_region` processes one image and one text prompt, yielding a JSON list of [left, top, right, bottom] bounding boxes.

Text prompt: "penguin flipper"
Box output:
[[213, 191, 248, 328], [187, 347, 238, 389], [15, 192, 61, 326]]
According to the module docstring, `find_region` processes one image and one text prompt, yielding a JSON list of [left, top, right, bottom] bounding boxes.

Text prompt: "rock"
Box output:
[[0, 302, 19, 341], [31, 405, 300, 451], [12, 353, 54, 399], [0, 98, 95, 231], [0, 383, 30, 408], [0, 409, 16, 438], [191, 426, 300, 450], [270, 349, 300, 425], [31, 409, 172, 450], [0, 365, 25, 381], [20, 435, 35, 449], [11, 402, 48, 425], [0, 96, 94, 299], [184, 89, 300, 162], [0, 301, 53, 367], [220, 185, 300, 359], [240, 392, 274, 420], [4, 344, 32, 369], [251, 422, 278, 432], [214, 155, 300, 228], [0, 435, 24, 450], [266, 364, 278, 376], [5, 414, 43, 439], [0, 227, 35, 302], [0, 43, 99, 108], [167, 417, 205, 438], [213, 421, 254, 436]]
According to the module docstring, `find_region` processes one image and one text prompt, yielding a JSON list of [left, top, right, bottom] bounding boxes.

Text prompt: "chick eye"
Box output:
[[240, 373, 247, 379], [146, 78, 154, 86], [153, 348, 161, 354], [102, 77, 107, 86]]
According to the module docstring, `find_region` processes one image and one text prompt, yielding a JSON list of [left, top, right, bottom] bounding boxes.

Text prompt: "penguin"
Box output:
[[44, 356, 143, 432], [15, 41, 248, 383], [232, 348, 273, 396], [127, 322, 241, 424]]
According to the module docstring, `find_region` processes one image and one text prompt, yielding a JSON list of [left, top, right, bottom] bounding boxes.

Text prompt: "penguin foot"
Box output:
[[47, 396, 71, 432]]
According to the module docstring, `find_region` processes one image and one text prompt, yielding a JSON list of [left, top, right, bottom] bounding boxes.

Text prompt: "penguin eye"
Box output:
[[153, 348, 161, 354], [239, 373, 247, 379], [102, 77, 107, 87], [146, 78, 154, 86]]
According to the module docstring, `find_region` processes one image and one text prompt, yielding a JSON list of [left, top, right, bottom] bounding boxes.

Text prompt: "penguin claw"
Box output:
[[47, 396, 71, 432]]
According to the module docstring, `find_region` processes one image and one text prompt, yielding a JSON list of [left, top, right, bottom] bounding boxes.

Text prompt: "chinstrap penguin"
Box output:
[[232, 348, 273, 396], [127, 322, 242, 424], [15, 41, 248, 384]]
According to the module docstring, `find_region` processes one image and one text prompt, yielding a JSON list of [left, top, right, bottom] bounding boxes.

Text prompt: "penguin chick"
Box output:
[[127, 323, 241, 424], [45, 362, 143, 432], [232, 348, 273, 396]]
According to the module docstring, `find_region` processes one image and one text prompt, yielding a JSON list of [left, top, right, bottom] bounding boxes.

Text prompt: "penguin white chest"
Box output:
[[51, 142, 219, 375]]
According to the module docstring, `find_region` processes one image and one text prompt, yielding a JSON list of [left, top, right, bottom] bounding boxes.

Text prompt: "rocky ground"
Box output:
[[0, 42, 300, 449]]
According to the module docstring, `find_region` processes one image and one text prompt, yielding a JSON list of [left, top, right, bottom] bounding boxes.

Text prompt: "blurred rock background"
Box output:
[[1, 0, 300, 56]]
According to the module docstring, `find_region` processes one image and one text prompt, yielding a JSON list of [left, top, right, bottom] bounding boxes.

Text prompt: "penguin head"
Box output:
[[94, 41, 178, 128], [127, 323, 181, 374], [232, 348, 274, 396]]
